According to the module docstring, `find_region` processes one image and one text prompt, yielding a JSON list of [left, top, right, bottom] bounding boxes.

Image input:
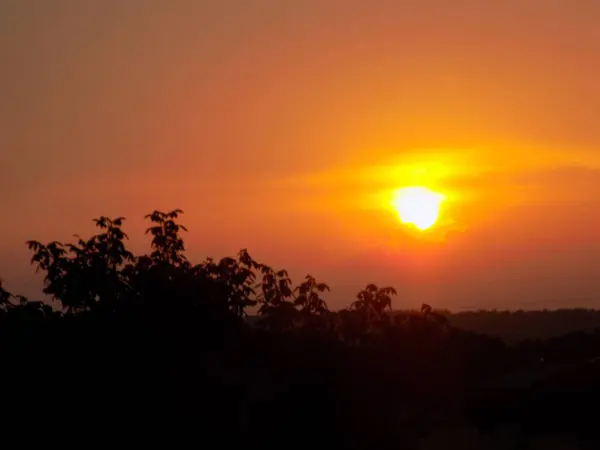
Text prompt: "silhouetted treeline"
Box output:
[[442, 309, 600, 343], [1, 210, 599, 448]]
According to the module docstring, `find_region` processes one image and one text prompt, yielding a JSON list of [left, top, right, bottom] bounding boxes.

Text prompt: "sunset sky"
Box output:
[[2, 0, 600, 310]]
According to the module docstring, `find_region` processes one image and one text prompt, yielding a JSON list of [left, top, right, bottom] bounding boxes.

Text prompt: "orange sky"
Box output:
[[2, 0, 600, 310]]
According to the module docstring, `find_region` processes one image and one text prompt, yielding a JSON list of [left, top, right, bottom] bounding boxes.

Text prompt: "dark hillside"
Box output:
[[445, 309, 600, 342]]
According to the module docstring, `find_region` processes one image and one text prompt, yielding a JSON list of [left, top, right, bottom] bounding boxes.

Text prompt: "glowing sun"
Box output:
[[391, 187, 445, 231]]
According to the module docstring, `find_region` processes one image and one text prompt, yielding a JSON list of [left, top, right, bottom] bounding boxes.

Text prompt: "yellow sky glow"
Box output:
[[3, 1, 600, 309]]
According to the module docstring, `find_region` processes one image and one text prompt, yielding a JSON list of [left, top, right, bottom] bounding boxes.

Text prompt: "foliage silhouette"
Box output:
[[1, 209, 600, 448]]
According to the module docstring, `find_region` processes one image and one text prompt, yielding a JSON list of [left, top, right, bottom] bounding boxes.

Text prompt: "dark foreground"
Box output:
[[1, 210, 599, 449]]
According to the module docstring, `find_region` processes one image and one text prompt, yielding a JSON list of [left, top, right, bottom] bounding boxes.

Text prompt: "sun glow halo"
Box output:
[[391, 187, 445, 231]]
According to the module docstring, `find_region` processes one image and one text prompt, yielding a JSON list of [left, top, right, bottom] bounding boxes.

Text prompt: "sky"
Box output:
[[2, 0, 600, 310]]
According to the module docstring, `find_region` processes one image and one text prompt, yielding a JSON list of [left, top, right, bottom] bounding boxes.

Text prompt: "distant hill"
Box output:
[[248, 308, 600, 343], [440, 309, 600, 343]]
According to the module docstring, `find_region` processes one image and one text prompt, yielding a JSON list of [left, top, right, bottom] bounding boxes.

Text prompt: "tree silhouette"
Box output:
[[200, 249, 258, 317], [420, 303, 449, 327], [255, 265, 297, 331], [145, 209, 188, 266], [293, 275, 330, 332], [294, 275, 329, 315], [0, 279, 10, 309], [2, 207, 597, 448], [352, 284, 396, 314], [26, 216, 135, 313], [350, 284, 397, 332]]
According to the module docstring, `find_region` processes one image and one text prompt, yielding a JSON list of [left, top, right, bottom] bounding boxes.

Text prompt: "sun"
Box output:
[[390, 187, 445, 231]]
